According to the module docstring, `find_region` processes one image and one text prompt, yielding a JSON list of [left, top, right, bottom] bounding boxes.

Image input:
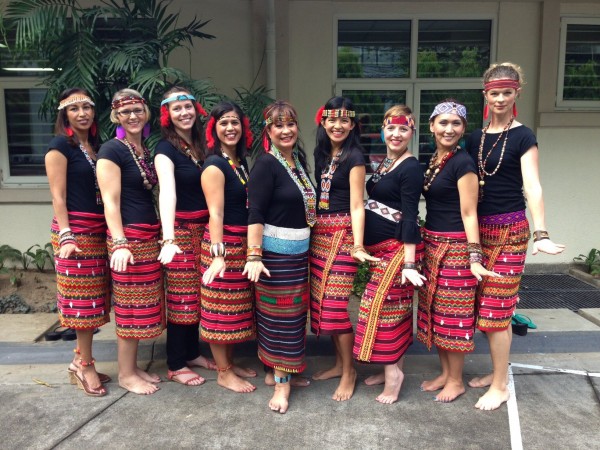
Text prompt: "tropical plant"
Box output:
[[232, 86, 274, 159], [573, 248, 600, 276], [351, 262, 372, 296], [25, 244, 54, 272], [0, 244, 22, 271]]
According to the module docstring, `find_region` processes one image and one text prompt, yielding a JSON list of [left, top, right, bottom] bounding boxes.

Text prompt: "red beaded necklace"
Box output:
[[423, 147, 458, 192]]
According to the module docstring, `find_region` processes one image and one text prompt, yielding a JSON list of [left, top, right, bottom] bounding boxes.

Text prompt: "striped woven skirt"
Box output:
[[353, 239, 424, 364], [309, 213, 357, 336], [255, 225, 310, 373], [200, 224, 255, 343], [51, 212, 110, 329], [108, 223, 164, 339], [416, 229, 477, 353], [476, 210, 530, 331], [163, 210, 208, 325]]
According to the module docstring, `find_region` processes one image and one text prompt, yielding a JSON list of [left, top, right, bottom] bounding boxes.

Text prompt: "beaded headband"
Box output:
[[322, 109, 355, 119], [58, 95, 95, 110], [111, 95, 146, 110], [218, 114, 240, 123], [484, 79, 521, 92], [429, 102, 467, 121], [160, 94, 196, 106], [264, 114, 296, 126], [382, 115, 415, 129]]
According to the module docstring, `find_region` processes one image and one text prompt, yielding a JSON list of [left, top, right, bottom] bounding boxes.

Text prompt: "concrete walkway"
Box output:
[[1, 308, 599, 450]]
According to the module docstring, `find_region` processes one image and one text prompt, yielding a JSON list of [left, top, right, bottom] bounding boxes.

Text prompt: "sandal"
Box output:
[[513, 313, 537, 329], [69, 348, 111, 384], [73, 359, 107, 397], [167, 368, 205, 386]]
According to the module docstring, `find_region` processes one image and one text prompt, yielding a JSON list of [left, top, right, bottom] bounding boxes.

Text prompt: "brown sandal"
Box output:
[[74, 359, 107, 397], [69, 348, 111, 384], [167, 368, 205, 386]]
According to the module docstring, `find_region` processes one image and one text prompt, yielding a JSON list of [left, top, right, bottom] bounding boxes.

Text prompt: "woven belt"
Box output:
[[263, 224, 310, 241], [364, 200, 403, 223]]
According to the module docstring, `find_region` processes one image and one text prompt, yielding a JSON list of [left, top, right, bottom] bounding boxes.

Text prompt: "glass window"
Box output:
[[562, 22, 600, 101], [337, 20, 411, 79]]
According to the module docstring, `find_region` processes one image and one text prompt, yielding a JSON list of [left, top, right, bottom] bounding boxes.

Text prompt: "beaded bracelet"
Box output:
[[113, 244, 131, 251], [59, 227, 72, 237], [112, 236, 129, 246], [469, 252, 483, 264], [402, 263, 418, 270], [59, 236, 77, 247], [467, 242, 483, 254], [533, 230, 550, 242], [350, 245, 367, 259], [159, 238, 177, 247], [210, 242, 227, 258]]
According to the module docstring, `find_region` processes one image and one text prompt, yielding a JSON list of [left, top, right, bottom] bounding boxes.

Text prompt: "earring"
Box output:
[[380, 129, 385, 143], [116, 126, 126, 139], [512, 103, 518, 117], [66, 126, 74, 137], [143, 123, 151, 138], [90, 123, 97, 137], [483, 103, 489, 120]]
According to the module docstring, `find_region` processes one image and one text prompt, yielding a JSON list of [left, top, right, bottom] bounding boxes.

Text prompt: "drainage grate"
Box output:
[[517, 274, 600, 311]]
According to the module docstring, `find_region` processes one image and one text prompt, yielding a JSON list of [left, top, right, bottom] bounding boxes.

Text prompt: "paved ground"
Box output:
[[1, 307, 599, 450]]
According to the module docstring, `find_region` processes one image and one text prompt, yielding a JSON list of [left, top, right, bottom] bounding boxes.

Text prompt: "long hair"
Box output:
[[202, 101, 251, 162], [261, 100, 309, 172], [160, 85, 204, 162], [313, 96, 362, 175], [54, 87, 100, 151]]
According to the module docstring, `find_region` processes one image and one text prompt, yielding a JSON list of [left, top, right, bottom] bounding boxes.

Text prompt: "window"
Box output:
[[558, 18, 600, 108], [336, 18, 492, 170]]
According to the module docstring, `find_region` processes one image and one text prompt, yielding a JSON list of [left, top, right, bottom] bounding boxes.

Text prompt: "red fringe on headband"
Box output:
[[205, 117, 216, 149], [243, 116, 254, 148], [160, 105, 170, 127], [314, 106, 325, 125]]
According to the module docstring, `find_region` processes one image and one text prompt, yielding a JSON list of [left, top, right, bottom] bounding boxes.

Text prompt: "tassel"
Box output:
[[205, 117, 216, 149], [262, 133, 270, 152], [314, 106, 325, 125], [243, 116, 253, 148], [90, 123, 97, 137], [143, 123, 151, 138], [483, 104, 489, 120], [195, 102, 208, 118], [512, 103, 518, 118], [160, 105, 171, 127], [66, 126, 74, 137], [116, 126, 126, 139], [380, 129, 385, 143]]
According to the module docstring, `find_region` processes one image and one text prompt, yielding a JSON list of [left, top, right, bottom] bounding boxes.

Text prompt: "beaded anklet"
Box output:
[[274, 374, 292, 384], [216, 364, 232, 372]]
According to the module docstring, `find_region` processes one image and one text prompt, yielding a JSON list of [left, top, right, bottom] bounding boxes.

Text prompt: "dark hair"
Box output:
[[160, 85, 204, 162], [429, 98, 468, 128], [54, 87, 100, 151], [262, 100, 309, 172], [313, 96, 362, 175], [203, 101, 250, 161]]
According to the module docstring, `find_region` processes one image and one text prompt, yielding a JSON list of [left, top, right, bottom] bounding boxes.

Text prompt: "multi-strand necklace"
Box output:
[[370, 147, 408, 184], [78, 143, 102, 205], [222, 151, 250, 208], [270, 146, 316, 227], [318, 149, 343, 210], [179, 139, 202, 168], [423, 147, 458, 192], [477, 117, 514, 201], [119, 138, 157, 190]]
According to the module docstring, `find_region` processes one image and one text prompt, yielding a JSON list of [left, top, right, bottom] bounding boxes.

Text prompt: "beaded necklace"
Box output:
[[78, 143, 102, 205], [270, 145, 316, 227], [477, 117, 514, 201], [221, 150, 250, 208], [179, 139, 202, 168], [119, 138, 158, 190], [318, 149, 343, 210], [371, 149, 407, 184], [423, 146, 458, 192]]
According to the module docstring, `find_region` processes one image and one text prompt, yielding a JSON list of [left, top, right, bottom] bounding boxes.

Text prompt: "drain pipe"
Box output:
[[266, 0, 276, 96]]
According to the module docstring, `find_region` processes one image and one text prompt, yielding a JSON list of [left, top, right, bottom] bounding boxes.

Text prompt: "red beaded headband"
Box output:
[[111, 95, 146, 110], [382, 115, 415, 129], [484, 79, 521, 92], [205, 114, 254, 149]]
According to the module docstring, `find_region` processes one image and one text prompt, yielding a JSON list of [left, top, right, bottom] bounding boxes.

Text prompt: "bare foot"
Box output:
[[187, 355, 217, 371], [468, 373, 493, 388], [136, 367, 161, 383], [364, 372, 385, 386], [269, 382, 291, 414], [475, 387, 510, 411], [218, 370, 256, 393], [434, 380, 465, 403], [376, 366, 405, 404], [421, 373, 447, 392], [312, 365, 343, 380], [332, 369, 357, 402], [232, 365, 257, 378], [265, 372, 311, 387], [119, 374, 159, 395]]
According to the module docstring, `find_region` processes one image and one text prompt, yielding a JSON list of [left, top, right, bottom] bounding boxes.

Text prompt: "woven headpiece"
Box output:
[[58, 95, 95, 110], [429, 102, 467, 121]]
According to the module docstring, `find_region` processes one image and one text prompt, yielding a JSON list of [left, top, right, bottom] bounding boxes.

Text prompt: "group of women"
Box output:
[[45, 61, 564, 414]]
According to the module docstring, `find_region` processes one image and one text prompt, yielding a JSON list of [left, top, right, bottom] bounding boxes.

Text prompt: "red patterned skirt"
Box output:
[[353, 239, 424, 364], [200, 224, 255, 343], [108, 223, 164, 339], [51, 212, 110, 329], [309, 213, 357, 336], [476, 210, 530, 331], [163, 210, 208, 325], [416, 229, 477, 353]]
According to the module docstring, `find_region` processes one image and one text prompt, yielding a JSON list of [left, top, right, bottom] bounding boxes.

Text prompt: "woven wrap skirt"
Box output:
[[416, 229, 477, 353], [309, 213, 357, 336], [108, 223, 164, 339], [51, 212, 110, 329], [200, 223, 255, 343]]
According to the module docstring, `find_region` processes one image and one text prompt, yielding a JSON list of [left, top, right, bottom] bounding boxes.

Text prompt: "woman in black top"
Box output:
[[97, 88, 162, 395], [45, 88, 109, 397], [416, 100, 497, 403], [155, 86, 216, 387], [244, 101, 316, 414]]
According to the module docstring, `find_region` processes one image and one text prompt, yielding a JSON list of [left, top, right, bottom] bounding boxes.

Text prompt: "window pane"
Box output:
[[5, 88, 53, 176], [418, 90, 483, 168], [563, 23, 600, 101], [341, 89, 407, 173], [338, 20, 410, 79], [0, 31, 50, 77], [417, 20, 491, 78]]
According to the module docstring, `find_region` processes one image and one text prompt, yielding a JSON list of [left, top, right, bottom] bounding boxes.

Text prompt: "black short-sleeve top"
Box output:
[[364, 156, 422, 246], [247, 152, 310, 229], [316, 146, 365, 214], [97, 139, 157, 226], [423, 149, 476, 232], [46, 135, 103, 214], [466, 125, 537, 216], [154, 140, 206, 211], [202, 154, 249, 226]]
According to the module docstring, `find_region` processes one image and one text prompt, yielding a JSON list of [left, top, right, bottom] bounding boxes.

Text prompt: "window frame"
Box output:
[[557, 17, 600, 110], [0, 78, 50, 187]]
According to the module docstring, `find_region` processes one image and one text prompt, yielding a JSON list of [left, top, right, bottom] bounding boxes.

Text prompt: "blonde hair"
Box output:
[[483, 62, 526, 86], [110, 88, 151, 124], [383, 105, 414, 124]]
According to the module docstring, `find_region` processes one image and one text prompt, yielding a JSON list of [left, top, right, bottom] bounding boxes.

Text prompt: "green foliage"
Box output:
[[455, 48, 481, 78], [0, 244, 22, 270], [573, 248, 600, 276], [417, 50, 443, 78], [337, 47, 363, 78], [351, 261, 372, 297], [564, 60, 600, 101], [10, 271, 23, 287], [25, 244, 54, 272], [231, 86, 274, 159]]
